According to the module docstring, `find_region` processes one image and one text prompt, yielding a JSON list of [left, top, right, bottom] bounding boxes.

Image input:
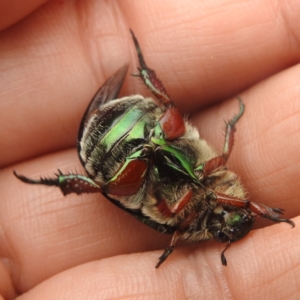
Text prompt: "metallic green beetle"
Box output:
[[15, 30, 294, 268]]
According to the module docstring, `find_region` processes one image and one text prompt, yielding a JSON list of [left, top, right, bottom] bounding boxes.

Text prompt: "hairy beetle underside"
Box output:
[[14, 30, 294, 268]]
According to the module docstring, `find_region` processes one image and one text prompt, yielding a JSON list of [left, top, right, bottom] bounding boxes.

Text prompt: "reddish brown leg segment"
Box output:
[[215, 192, 295, 227], [130, 30, 186, 140], [156, 190, 193, 217], [105, 159, 148, 196], [154, 191, 194, 268]]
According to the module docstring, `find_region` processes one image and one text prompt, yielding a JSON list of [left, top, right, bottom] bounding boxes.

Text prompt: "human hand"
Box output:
[[1, 1, 299, 299]]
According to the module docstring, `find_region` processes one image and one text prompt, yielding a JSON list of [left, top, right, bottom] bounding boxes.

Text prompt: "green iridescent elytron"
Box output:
[[14, 30, 294, 268]]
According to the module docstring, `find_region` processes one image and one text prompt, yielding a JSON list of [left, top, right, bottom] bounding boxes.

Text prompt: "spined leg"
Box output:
[[15, 166, 148, 197], [130, 29, 171, 106], [130, 30, 185, 140], [195, 98, 245, 176], [222, 97, 245, 160], [105, 159, 148, 196], [215, 192, 295, 227], [14, 170, 101, 195]]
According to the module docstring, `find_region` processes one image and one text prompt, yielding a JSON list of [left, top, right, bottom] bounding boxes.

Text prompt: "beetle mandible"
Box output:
[[15, 30, 294, 268]]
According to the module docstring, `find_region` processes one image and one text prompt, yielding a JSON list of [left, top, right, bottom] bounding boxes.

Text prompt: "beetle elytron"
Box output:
[[14, 30, 294, 268]]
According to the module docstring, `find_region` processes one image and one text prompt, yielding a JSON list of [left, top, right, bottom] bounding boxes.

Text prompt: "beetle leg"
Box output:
[[155, 189, 193, 217], [130, 30, 185, 140], [14, 170, 101, 196], [222, 97, 244, 160], [130, 30, 171, 106], [158, 106, 186, 140], [156, 230, 181, 268], [195, 156, 227, 178], [104, 147, 152, 196], [215, 192, 295, 227], [195, 98, 245, 175], [105, 159, 148, 196]]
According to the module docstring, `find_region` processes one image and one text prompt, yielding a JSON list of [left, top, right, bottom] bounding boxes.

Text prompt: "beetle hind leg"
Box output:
[[130, 29, 172, 106], [130, 30, 186, 140]]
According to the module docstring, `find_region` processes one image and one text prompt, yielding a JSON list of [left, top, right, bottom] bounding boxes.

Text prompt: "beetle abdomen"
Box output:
[[79, 96, 163, 182]]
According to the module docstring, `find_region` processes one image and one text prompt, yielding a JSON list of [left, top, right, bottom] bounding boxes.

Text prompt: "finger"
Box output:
[[125, 0, 300, 111], [0, 1, 130, 168], [0, 0, 48, 30], [0, 262, 16, 300], [16, 217, 300, 299], [2, 1, 300, 166]]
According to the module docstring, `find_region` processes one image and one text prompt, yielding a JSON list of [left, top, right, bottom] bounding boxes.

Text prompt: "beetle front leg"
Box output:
[[14, 170, 101, 195], [153, 190, 194, 268], [156, 230, 181, 268], [215, 192, 295, 227], [104, 147, 152, 196]]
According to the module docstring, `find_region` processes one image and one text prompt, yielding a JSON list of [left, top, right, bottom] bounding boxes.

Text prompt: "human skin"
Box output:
[[0, 0, 300, 299]]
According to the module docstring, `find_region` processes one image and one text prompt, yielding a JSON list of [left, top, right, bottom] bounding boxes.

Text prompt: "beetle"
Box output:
[[14, 30, 294, 268]]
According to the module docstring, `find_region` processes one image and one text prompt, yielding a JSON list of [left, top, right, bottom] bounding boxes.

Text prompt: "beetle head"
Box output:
[[209, 207, 255, 243]]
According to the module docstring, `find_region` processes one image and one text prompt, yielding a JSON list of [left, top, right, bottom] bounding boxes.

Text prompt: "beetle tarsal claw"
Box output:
[[130, 73, 141, 77], [269, 217, 295, 228], [156, 246, 174, 269]]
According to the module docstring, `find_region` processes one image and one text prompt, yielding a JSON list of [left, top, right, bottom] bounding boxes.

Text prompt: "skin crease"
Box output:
[[0, 0, 300, 299]]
